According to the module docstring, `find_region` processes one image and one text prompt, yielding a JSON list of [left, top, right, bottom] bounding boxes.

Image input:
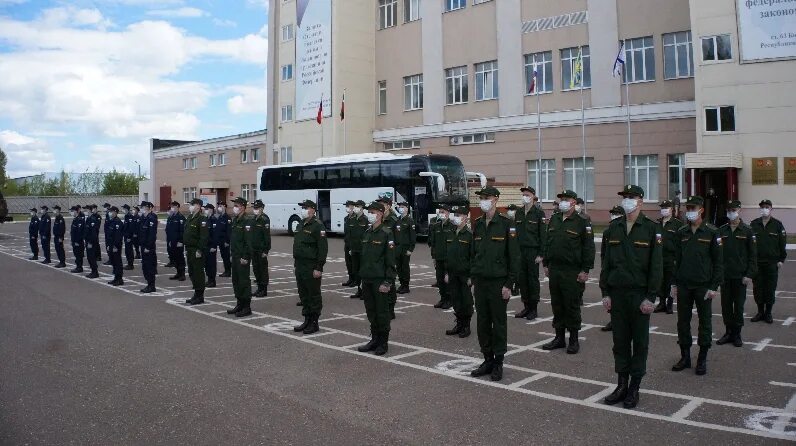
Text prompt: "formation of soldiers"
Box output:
[[26, 185, 788, 408]]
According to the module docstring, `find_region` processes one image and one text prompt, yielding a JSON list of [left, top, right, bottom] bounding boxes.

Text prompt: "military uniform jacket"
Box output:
[[123, 213, 136, 239], [674, 222, 723, 290], [247, 213, 271, 253], [431, 219, 452, 260], [166, 213, 186, 243], [543, 212, 595, 273], [138, 213, 158, 250], [599, 214, 663, 297], [71, 215, 84, 245], [394, 215, 417, 253], [719, 221, 758, 280], [231, 215, 251, 260], [445, 226, 474, 276], [28, 216, 39, 237], [103, 210, 112, 237], [207, 214, 219, 249], [346, 214, 368, 253], [292, 216, 328, 271], [514, 205, 547, 249], [39, 213, 51, 238], [216, 213, 232, 245], [658, 217, 685, 263], [359, 224, 397, 284], [470, 213, 521, 287], [183, 213, 209, 250], [108, 217, 123, 249], [53, 215, 65, 239], [131, 214, 141, 240], [750, 217, 787, 264], [84, 214, 100, 244]]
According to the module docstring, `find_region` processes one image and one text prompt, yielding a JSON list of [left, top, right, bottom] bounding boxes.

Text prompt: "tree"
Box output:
[[0, 146, 6, 188], [101, 169, 140, 195]]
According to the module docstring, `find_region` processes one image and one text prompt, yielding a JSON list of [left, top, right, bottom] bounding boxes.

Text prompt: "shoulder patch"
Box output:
[[586, 226, 592, 234], [388, 240, 395, 249], [201, 221, 206, 227], [320, 230, 326, 237], [716, 236, 722, 246], [509, 227, 517, 237], [656, 233, 662, 244]]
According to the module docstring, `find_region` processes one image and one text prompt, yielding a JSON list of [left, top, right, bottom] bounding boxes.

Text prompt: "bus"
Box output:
[[256, 153, 483, 236]]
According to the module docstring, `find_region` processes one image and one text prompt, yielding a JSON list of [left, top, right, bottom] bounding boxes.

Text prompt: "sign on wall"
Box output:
[[295, 0, 332, 121], [784, 157, 796, 184], [737, 0, 796, 62], [751, 157, 778, 185]]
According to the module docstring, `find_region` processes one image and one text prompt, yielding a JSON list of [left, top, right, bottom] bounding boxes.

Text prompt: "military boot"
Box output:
[[86, 271, 99, 279], [227, 303, 242, 315], [373, 332, 389, 356], [624, 376, 641, 409], [750, 304, 765, 322], [566, 330, 580, 354], [140, 284, 156, 294], [254, 287, 266, 297], [695, 347, 708, 375], [665, 297, 674, 314], [470, 353, 494, 377], [459, 316, 472, 338], [445, 317, 462, 336], [525, 302, 538, 321], [206, 278, 216, 288], [653, 300, 667, 313], [490, 355, 504, 381], [235, 305, 252, 318], [357, 331, 379, 352], [349, 287, 361, 299], [764, 304, 774, 324], [397, 283, 410, 294], [603, 373, 629, 405], [55, 262, 66, 269], [732, 327, 744, 347], [542, 329, 566, 350], [514, 304, 530, 319], [433, 299, 445, 308], [70, 266, 83, 273], [716, 327, 732, 345], [601, 321, 613, 332], [219, 271, 231, 278], [341, 278, 353, 287], [672, 347, 691, 371], [293, 316, 310, 332], [123, 264, 134, 271], [303, 314, 320, 334], [189, 290, 204, 305]]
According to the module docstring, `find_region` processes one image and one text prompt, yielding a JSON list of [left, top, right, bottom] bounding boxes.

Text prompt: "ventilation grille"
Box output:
[[522, 10, 588, 34]]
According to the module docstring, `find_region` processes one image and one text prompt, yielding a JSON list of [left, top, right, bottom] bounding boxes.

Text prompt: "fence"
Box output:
[[5, 195, 140, 214]]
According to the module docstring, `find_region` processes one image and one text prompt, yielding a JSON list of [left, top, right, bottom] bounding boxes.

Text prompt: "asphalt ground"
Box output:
[[0, 219, 794, 445]]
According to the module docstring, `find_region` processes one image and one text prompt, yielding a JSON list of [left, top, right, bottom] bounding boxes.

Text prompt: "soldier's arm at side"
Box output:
[[598, 228, 611, 297], [538, 209, 548, 256], [747, 227, 758, 279], [315, 224, 328, 272], [541, 218, 551, 268], [384, 232, 397, 286], [779, 221, 788, 263], [710, 231, 724, 291], [198, 217, 209, 249], [648, 224, 663, 298], [506, 221, 521, 290], [581, 220, 595, 273], [264, 216, 271, 253], [408, 220, 416, 252]]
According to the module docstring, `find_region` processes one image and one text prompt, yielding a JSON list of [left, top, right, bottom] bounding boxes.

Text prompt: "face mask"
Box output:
[[346, 207, 353, 214], [217, 206, 225, 214], [621, 198, 638, 214], [660, 208, 671, 218], [686, 210, 699, 222], [400, 207, 409, 216], [727, 211, 739, 221], [506, 210, 516, 219], [189, 205, 197, 213], [522, 196, 532, 205], [70, 211, 77, 217], [366, 212, 378, 224], [133, 210, 139, 216], [171, 207, 178, 214], [479, 200, 493, 213], [575, 205, 582, 213], [104, 207, 110, 212], [203, 209, 212, 217], [253, 209, 262, 216], [354, 206, 363, 214], [31, 212, 36, 217], [439, 212, 449, 221], [54, 210, 61, 215], [760, 208, 771, 217], [300, 208, 309, 219], [558, 201, 572, 213], [232, 206, 241, 215], [450, 215, 463, 226], [83, 211, 91, 217], [110, 212, 117, 219], [610, 214, 622, 221]]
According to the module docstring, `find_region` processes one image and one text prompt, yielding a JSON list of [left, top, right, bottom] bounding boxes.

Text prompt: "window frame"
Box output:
[[377, 80, 387, 115], [527, 159, 557, 202], [404, 0, 420, 23], [524, 51, 553, 95], [280, 24, 294, 42], [280, 64, 293, 82], [663, 31, 694, 80], [667, 153, 685, 201], [280, 104, 293, 123], [450, 132, 495, 146], [624, 154, 660, 202], [280, 146, 293, 164], [474, 60, 498, 101], [444, 0, 466, 13], [561, 46, 592, 91], [403, 74, 424, 111], [378, 0, 398, 30], [562, 157, 595, 203], [623, 36, 656, 84], [241, 149, 249, 164], [700, 34, 733, 63], [209, 154, 216, 167], [251, 148, 260, 163], [704, 105, 736, 133], [445, 66, 469, 105]]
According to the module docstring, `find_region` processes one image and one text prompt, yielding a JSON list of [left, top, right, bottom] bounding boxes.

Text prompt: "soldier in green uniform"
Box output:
[[226, 197, 253, 317], [357, 201, 397, 356], [600, 205, 625, 332], [347, 200, 369, 299], [292, 200, 329, 335], [513, 186, 547, 320], [394, 201, 416, 295], [542, 190, 596, 354], [469, 186, 520, 382], [432, 205, 453, 309], [444, 205, 474, 338], [249, 199, 271, 297], [717, 200, 757, 347], [600, 185, 662, 409], [654, 200, 685, 314], [184, 198, 209, 305], [671, 196, 723, 376], [342, 200, 357, 287], [377, 195, 400, 318], [750, 199, 787, 324]]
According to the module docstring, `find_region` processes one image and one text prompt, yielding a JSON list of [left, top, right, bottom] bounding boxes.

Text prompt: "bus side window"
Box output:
[[282, 167, 301, 190], [262, 169, 281, 191], [351, 162, 380, 188]]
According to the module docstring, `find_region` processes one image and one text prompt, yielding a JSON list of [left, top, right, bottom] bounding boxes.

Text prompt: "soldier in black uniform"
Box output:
[[166, 201, 186, 280], [122, 204, 136, 270], [750, 199, 787, 324], [39, 205, 52, 264], [655, 200, 684, 314], [138, 201, 159, 293], [132, 206, 142, 259], [342, 200, 357, 287], [204, 203, 219, 288], [107, 206, 124, 286], [69, 205, 85, 273], [28, 207, 39, 260], [216, 202, 233, 277], [52, 205, 66, 268], [84, 204, 101, 279]]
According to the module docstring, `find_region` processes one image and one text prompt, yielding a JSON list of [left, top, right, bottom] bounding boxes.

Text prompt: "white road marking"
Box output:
[[507, 373, 548, 389], [672, 399, 705, 420]]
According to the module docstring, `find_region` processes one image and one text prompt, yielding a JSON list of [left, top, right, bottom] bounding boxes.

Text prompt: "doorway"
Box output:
[[159, 186, 172, 212], [317, 190, 331, 230], [700, 170, 727, 226]]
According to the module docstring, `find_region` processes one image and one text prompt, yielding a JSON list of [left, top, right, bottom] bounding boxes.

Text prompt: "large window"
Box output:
[[241, 184, 250, 201], [704, 106, 735, 133], [563, 157, 594, 202], [623, 36, 655, 83], [701, 34, 732, 62], [404, 74, 423, 111], [251, 148, 260, 163], [404, 0, 420, 22], [217, 153, 226, 166], [445, 66, 468, 105], [182, 187, 197, 204], [624, 155, 659, 201], [386, 140, 421, 150], [377, 80, 387, 115], [561, 46, 591, 89], [281, 64, 293, 81], [450, 133, 494, 146], [664, 31, 694, 79], [280, 146, 292, 164], [445, 0, 466, 12], [182, 157, 196, 170], [209, 154, 216, 167], [378, 0, 397, 29], [527, 159, 556, 202], [281, 24, 294, 42], [475, 61, 498, 101], [668, 154, 685, 201], [524, 51, 553, 94]]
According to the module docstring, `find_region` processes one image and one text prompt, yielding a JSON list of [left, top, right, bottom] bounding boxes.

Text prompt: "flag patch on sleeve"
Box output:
[[656, 233, 662, 244], [716, 237, 722, 246]]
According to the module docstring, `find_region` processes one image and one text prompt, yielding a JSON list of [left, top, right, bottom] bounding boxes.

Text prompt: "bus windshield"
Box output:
[[428, 156, 468, 203]]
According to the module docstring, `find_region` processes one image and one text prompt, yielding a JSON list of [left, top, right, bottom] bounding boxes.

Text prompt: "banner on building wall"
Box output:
[[295, 0, 332, 121], [784, 157, 796, 184], [737, 0, 796, 62], [751, 157, 779, 185]]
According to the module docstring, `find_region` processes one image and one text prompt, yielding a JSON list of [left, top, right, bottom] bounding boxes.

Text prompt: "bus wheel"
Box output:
[[288, 215, 301, 236]]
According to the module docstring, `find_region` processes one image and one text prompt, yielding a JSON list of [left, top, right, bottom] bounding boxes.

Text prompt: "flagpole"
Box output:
[[535, 69, 542, 195], [343, 89, 347, 155], [320, 93, 324, 157], [579, 50, 586, 202], [625, 77, 632, 160]]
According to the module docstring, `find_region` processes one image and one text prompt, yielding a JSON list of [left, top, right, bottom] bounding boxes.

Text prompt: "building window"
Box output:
[[182, 157, 196, 170], [624, 155, 659, 201], [404, 0, 420, 22], [664, 31, 694, 79], [378, 0, 397, 29], [524, 51, 553, 94], [450, 132, 495, 146], [183, 187, 197, 203], [704, 106, 735, 133], [561, 46, 591, 90], [280, 146, 293, 164], [563, 157, 595, 202], [217, 153, 226, 166], [251, 148, 260, 163], [701, 34, 732, 62], [445, 0, 466, 12], [281, 24, 294, 42], [623, 36, 655, 83], [527, 159, 556, 202], [241, 184, 250, 201], [445, 66, 468, 105], [385, 140, 421, 150], [281, 64, 293, 81], [209, 154, 216, 167], [241, 150, 249, 164], [668, 154, 685, 201], [250, 183, 257, 201], [474, 61, 498, 101], [404, 74, 423, 111], [281, 105, 293, 122], [377, 80, 387, 115]]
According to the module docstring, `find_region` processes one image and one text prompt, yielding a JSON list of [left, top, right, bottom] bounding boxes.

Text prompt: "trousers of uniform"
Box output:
[[29, 235, 39, 257], [435, 260, 450, 303], [518, 247, 541, 306], [141, 249, 157, 286], [610, 288, 650, 378], [72, 241, 84, 268], [168, 242, 185, 273], [658, 262, 676, 303], [124, 237, 135, 266], [350, 252, 361, 286], [753, 263, 778, 306], [232, 256, 252, 305], [205, 248, 217, 279], [474, 277, 508, 356], [676, 285, 713, 348], [133, 238, 140, 257], [86, 242, 99, 273], [110, 247, 123, 280], [344, 247, 353, 281], [449, 274, 474, 318], [362, 281, 391, 335], [220, 243, 231, 273], [295, 261, 322, 316], [397, 250, 411, 286], [54, 237, 65, 263], [548, 266, 584, 331], [721, 279, 746, 329], [186, 247, 206, 292], [40, 236, 51, 261], [252, 251, 269, 289]]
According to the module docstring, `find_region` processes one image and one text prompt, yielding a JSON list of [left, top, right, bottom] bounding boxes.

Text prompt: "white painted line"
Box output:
[[302, 331, 337, 339], [507, 373, 548, 389], [782, 317, 795, 327], [770, 382, 796, 389], [672, 399, 705, 420], [585, 386, 618, 403], [753, 338, 773, 352], [388, 349, 429, 361]]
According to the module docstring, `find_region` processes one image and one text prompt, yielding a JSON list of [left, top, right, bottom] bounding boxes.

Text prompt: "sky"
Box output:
[[0, 0, 269, 178]]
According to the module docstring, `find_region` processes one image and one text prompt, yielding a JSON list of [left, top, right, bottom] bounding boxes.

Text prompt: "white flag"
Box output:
[[613, 42, 626, 78]]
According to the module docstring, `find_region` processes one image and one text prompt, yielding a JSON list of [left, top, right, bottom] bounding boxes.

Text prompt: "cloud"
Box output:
[[226, 85, 267, 115], [0, 130, 56, 177], [146, 7, 207, 18], [247, 0, 269, 11], [63, 142, 151, 175], [213, 18, 237, 28]]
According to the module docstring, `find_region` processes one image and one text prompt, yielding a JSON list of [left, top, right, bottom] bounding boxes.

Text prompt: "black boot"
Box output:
[[55, 262, 66, 268], [357, 332, 379, 352], [470, 353, 494, 377], [764, 304, 774, 324], [296, 300, 303, 306], [716, 327, 732, 345], [445, 317, 462, 336], [601, 321, 613, 332], [185, 292, 198, 304], [86, 271, 99, 279], [490, 355, 504, 381], [397, 283, 410, 294], [206, 278, 216, 288], [431, 281, 438, 288], [140, 284, 156, 293], [695, 347, 708, 375], [293, 316, 310, 332], [189, 290, 204, 305], [525, 302, 538, 321], [514, 304, 530, 319], [750, 304, 765, 322], [653, 300, 667, 313], [28, 255, 38, 261], [164, 262, 174, 268], [341, 278, 353, 287], [623, 376, 641, 409], [373, 332, 389, 356], [254, 287, 266, 297], [459, 316, 471, 338], [732, 327, 744, 347], [219, 271, 231, 278], [604, 373, 629, 405], [235, 305, 252, 317], [665, 297, 673, 314], [440, 300, 452, 310], [672, 346, 691, 371], [566, 330, 580, 354], [542, 329, 566, 350], [123, 264, 134, 270], [303, 314, 320, 334], [170, 273, 186, 281], [70, 266, 83, 273], [433, 299, 444, 308], [349, 287, 361, 299], [226, 303, 242, 315]]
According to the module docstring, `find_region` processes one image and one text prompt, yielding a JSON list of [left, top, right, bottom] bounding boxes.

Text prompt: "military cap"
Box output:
[[40, 205, 49, 210], [659, 200, 674, 208], [618, 184, 645, 198], [354, 200, 366, 207], [252, 199, 264, 209], [121, 204, 131, 210], [169, 201, 181, 207], [231, 197, 247, 206], [685, 195, 704, 207], [89, 204, 98, 209], [610, 205, 625, 215], [70, 205, 81, 211], [53, 205, 61, 210], [298, 199, 317, 209], [133, 206, 140, 211], [202, 203, 215, 210], [451, 205, 469, 215], [139, 201, 152, 208], [506, 204, 520, 211], [576, 198, 586, 205], [217, 201, 227, 206], [344, 200, 355, 206], [102, 203, 111, 208], [376, 196, 393, 205], [759, 199, 773, 207], [520, 186, 536, 194], [475, 185, 501, 197], [727, 200, 742, 209], [556, 189, 578, 199], [109, 206, 119, 213], [29, 207, 37, 212], [436, 204, 451, 211], [366, 201, 385, 212], [188, 198, 203, 206], [397, 201, 409, 207]]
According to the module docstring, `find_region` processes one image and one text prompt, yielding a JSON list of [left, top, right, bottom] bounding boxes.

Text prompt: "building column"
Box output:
[[421, 0, 444, 125], [496, 0, 523, 118], [587, 0, 621, 108]]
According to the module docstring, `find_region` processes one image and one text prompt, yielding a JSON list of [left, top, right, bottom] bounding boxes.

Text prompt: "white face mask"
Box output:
[[300, 208, 310, 219], [253, 208, 262, 216], [71, 211, 77, 217], [439, 212, 449, 221], [522, 196, 533, 205], [366, 212, 378, 224], [450, 215, 463, 226], [660, 208, 672, 218], [203, 209, 212, 217], [686, 210, 700, 222], [31, 211, 36, 217], [479, 200, 493, 213], [83, 211, 90, 217], [346, 206, 353, 214], [558, 201, 572, 213], [54, 210, 61, 215], [760, 208, 771, 217], [353, 206, 363, 215], [189, 205, 197, 214], [232, 206, 241, 215], [610, 214, 622, 221], [506, 210, 516, 219], [727, 211, 739, 221], [621, 198, 638, 215], [217, 206, 225, 214], [133, 210, 139, 215], [110, 212, 117, 219], [575, 205, 582, 213]]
